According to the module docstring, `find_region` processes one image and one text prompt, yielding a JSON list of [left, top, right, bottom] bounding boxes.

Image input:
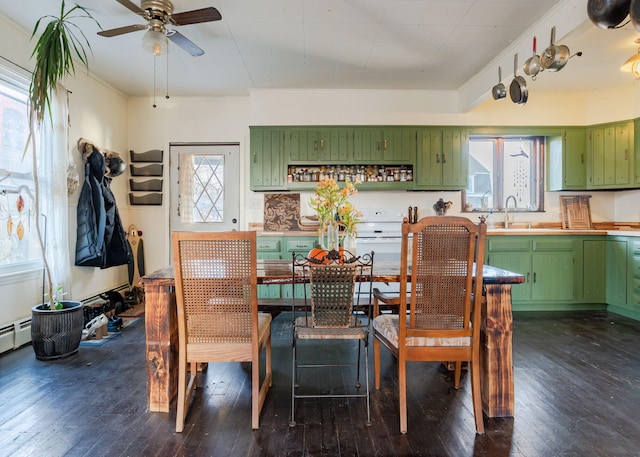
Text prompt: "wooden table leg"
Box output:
[[480, 284, 515, 417], [144, 283, 178, 412]]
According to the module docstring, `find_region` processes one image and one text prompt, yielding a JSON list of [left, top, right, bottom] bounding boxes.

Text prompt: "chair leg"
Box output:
[[253, 328, 273, 430], [266, 332, 273, 388], [175, 354, 187, 433], [252, 351, 259, 429], [399, 356, 407, 434], [176, 361, 197, 433], [289, 337, 297, 427], [355, 339, 362, 388], [454, 361, 462, 389], [373, 335, 381, 390], [471, 354, 485, 434], [364, 340, 371, 426]]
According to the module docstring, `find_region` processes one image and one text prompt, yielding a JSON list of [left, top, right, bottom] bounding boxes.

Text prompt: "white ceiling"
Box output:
[[1, 0, 639, 109]]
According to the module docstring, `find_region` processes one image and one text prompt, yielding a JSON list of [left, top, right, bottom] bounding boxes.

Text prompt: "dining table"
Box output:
[[140, 259, 524, 418]]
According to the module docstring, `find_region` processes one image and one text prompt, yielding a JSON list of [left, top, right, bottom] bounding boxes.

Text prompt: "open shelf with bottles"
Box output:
[[286, 164, 414, 190]]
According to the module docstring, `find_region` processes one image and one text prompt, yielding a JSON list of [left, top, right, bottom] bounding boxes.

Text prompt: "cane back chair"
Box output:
[[290, 248, 374, 427], [372, 216, 486, 434], [172, 231, 272, 432]]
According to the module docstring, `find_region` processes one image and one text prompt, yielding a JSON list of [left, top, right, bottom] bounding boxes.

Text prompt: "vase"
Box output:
[[325, 221, 340, 252], [343, 233, 357, 257]]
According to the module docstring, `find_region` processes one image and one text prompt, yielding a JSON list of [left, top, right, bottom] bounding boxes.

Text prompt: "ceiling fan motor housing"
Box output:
[[142, 0, 172, 23]]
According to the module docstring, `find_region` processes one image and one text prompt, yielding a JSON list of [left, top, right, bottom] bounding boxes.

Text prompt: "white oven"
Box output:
[[355, 209, 405, 296]]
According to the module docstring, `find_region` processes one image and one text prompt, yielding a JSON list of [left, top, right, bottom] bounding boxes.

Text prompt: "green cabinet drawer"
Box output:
[[532, 238, 574, 251], [285, 238, 316, 254], [487, 238, 530, 252], [257, 237, 281, 252]]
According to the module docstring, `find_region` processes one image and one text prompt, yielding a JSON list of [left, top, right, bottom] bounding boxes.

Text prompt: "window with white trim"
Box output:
[[0, 61, 41, 274], [462, 135, 545, 214]]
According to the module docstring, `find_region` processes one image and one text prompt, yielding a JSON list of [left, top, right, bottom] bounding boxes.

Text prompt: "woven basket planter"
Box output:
[[31, 301, 83, 360]]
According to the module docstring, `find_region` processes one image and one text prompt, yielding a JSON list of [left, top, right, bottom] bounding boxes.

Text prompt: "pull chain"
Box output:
[[152, 54, 157, 108], [165, 44, 170, 100]]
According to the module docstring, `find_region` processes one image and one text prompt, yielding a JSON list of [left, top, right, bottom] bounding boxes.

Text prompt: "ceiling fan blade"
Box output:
[[115, 0, 145, 15], [171, 7, 222, 26], [168, 31, 205, 56], [98, 24, 147, 37]]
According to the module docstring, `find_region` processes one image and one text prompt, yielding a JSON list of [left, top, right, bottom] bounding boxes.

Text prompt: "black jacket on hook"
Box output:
[[75, 145, 131, 268]]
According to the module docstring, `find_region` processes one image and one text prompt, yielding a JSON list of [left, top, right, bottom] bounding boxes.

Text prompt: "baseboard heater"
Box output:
[[0, 283, 130, 355], [0, 317, 32, 354]]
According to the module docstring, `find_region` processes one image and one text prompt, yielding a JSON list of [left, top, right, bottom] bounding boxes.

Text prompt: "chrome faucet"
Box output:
[[504, 195, 517, 228]]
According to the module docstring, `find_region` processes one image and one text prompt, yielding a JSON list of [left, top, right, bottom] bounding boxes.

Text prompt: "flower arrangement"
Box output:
[[308, 178, 362, 239]]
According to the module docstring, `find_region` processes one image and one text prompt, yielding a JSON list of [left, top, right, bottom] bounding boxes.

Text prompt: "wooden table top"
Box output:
[[141, 260, 525, 287]]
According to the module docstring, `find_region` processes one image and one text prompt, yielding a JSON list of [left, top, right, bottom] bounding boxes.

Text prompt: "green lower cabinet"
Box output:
[[582, 239, 606, 302], [606, 237, 640, 320], [486, 236, 576, 310], [282, 237, 316, 299], [256, 237, 282, 299], [486, 238, 531, 303], [531, 249, 574, 302], [606, 239, 628, 307], [258, 236, 315, 300], [625, 239, 640, 318]]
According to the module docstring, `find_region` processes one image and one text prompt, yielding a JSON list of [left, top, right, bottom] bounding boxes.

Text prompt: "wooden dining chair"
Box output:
[[172, 231, 272, 432], [289, 248, 374, 427], [372, 216, 487, 434]]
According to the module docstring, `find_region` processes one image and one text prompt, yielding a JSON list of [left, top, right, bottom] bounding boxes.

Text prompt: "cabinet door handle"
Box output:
[[384, 139, 388, 150], [442, 152, 447, 163], [581, 153, 584, 164], [253, 153, 257, 163], [436, 153, 440, 164], [377, 139, 381, 150], [533, 272, 537, 283], [320, 139, 324, 150], [527, 272, 530, 283], [625, 149, 628, 160], [314, 140, 318, 151]]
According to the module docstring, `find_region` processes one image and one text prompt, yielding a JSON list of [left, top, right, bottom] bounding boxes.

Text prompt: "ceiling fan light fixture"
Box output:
[[622, 38, 640, 79], [142, 29, 168, 56]]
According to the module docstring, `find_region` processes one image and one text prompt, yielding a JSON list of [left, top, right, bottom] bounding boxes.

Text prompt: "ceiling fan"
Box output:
[[97, 0, 222, 56]]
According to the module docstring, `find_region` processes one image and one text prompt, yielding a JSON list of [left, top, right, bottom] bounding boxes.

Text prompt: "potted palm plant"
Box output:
[[28, 1, 99, 360]]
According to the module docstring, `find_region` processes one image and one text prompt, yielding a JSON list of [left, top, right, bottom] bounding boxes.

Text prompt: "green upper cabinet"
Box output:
[[588, 120, 634, 189], [250, 127, 286, 191], [352, 127, 416, 163], [547, 128, 587, 191], [285, 128, 350, 163], [415, 128, 469, 190]]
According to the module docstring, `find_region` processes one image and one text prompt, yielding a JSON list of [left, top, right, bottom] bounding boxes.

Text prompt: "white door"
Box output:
[[169, 143, 240, 233]]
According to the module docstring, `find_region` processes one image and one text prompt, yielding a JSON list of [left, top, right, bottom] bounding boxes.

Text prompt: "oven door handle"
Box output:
[[357, 237, 401, 243]]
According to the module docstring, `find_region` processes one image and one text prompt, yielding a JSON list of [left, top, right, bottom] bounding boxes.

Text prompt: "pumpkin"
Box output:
[[308, 247, 329, 264]]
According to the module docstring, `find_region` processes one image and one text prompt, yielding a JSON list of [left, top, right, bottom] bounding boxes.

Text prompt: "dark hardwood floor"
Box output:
[[0, 310, 639, 456]]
